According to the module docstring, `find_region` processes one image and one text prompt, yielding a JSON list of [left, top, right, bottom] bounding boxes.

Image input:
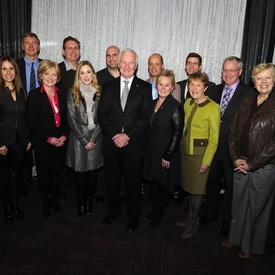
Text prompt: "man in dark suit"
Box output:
[[58, 36, 81, 91], [200, 56, 256, 238], [177, 52, 215, 104], [97, 45, 120, 87], [16, 32, 42, 199], [98, 48, 152, 232]]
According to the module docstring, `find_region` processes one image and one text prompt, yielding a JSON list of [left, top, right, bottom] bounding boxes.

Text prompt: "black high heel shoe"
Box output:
[[4, 206, 13, 225]]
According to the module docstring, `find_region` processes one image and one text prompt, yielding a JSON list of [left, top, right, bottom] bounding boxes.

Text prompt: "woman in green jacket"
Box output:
[[177, 71, 220, 238]]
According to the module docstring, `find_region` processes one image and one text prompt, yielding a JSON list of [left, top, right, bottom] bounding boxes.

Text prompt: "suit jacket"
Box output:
[[16, 58, 42, 92], [98, 75, 152, 157], [27, 87, 69, 147], [0, 89, 29, 147], [177, 79, 215, 104], [207, 81, 256, 161]]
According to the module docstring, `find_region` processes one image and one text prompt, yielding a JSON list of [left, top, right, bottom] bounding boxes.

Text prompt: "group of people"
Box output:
[[1, 32, 275, 259]]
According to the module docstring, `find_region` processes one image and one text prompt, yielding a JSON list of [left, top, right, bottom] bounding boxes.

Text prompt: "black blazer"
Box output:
[[207, 81, 256, 161], [177, 79, 215, 104], [27, 87, 69, 147], [0, 90, 29, 147], [16, 58, 42, 92], [98, 75, 152, 157]]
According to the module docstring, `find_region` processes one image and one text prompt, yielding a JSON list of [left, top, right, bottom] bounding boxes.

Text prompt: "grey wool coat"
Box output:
[[66, 92, 103, 172]]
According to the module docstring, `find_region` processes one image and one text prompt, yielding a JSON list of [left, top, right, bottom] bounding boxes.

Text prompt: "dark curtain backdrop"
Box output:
[[0, 0, 32, 59], [241, 0, 275, 85]]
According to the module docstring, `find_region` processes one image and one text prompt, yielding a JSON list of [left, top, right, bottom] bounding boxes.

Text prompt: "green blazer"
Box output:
[[181, 97, 220, 166]]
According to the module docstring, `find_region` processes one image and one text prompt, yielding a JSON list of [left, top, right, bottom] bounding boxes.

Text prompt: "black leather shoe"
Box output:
[[54, 206, 63, 213], [4, 214, 13, 225], [144, 213, 152, 222], [220, 227, 229, 238], [96, 196, 105, 204], [200, 216, 218, 225], [102, 212, 119, 225], [13, 208, 25, 218], [127, 219, 138, 232], [43, 210, 51, 219]]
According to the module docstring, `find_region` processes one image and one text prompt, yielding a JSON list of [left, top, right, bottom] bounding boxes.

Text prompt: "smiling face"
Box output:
[[222, 60, 242, 86], [148, 54, 164, 78], [79, 64, 94, 85], [40, 67, 58, 88], [1, 61, 15, 85], [254, 68, 275, 96], [118, 51, 137, 79], [188, 79, 207, 101], [22, 36, 40, 59], [185, 57, 202, 76], [157, 76, 174, 99], [106, 46, 120, 70], [62, 40, 81, 63]]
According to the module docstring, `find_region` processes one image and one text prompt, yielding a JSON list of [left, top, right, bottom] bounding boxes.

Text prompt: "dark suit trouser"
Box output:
[[104, 152, 143, 221], [204, 153, 234, 229]]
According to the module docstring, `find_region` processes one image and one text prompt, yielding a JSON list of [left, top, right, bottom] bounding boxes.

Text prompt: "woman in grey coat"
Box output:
[[66, 60, 103, 217]]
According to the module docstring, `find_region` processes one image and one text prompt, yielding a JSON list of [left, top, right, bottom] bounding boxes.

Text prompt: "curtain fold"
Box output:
[[241, 0, 275, 84], [30, 0, 247, 84], [0, 0, 32, 59]]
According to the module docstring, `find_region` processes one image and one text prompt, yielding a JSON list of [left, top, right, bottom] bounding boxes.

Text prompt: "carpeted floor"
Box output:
[[0, 181, 274, 275]]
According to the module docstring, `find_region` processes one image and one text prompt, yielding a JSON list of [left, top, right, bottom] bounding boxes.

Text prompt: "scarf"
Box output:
[[80, 82, 96, 130]]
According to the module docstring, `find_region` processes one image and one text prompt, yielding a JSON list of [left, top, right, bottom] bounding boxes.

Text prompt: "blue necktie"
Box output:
[[220, 87, 232, 116], [30, 62, 36, 91]]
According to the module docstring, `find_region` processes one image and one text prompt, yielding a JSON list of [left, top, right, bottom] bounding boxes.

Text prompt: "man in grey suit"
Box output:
[[98, 48, 152, 232], [200, 56, 256, 238]]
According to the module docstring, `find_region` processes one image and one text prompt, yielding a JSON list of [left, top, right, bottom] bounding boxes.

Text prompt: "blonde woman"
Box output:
[[27, 60, 69, 219], [66, 60, 103, 217]]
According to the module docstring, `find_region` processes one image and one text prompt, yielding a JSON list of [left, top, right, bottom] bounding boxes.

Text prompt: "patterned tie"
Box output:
[[121, 80, 129, 110], [220, 86, 232, 116], [30, 62, 36, 91]]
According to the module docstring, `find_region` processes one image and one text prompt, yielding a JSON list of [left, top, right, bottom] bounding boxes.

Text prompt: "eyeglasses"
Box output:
[[221, 69, 240, 73], [186, 62, 200, 67]]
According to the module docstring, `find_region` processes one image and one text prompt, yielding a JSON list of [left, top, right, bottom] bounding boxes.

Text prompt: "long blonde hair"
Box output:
[[71, 60, 101, 107]]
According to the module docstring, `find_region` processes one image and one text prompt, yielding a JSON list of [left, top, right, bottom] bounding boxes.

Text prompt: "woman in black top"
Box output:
[[0, 57, 30, 224]]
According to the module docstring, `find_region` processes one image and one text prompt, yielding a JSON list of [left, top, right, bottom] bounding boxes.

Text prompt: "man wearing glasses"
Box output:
[[200, 56, 255, 238], [177, 52, 215, 104]]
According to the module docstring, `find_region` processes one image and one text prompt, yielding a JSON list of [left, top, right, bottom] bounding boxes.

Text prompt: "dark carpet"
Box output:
[[0, 182, 274, 275]]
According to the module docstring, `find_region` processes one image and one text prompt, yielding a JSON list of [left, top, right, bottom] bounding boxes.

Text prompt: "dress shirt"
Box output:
[[24, 57, 40, 93]]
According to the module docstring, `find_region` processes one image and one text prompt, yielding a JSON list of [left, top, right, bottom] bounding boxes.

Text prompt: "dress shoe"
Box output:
[[86, 198, 93, 216], [127, 219, 138, 232], [120, 196, 127, 204], [200, 216, 218, 225], [102, 212, 119, 225], [43, 210, 51, 219], [19, 188, 29, 199], [53, 206, 64, 213], [220, 227, 229, 238], [96, 196, 105, 204], [13, 207, 25, 218], [4, 212, 13, 225], [144, 213, 152, 222]]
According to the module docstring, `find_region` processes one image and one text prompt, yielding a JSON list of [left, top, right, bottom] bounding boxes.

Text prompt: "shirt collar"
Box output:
[[40, 85, 60, 93], [24, 57, 39, 65]]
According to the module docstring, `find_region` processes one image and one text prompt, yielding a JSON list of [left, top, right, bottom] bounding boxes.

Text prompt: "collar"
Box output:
[[24, 57, 39, 65], [40, 85, 60, 94]]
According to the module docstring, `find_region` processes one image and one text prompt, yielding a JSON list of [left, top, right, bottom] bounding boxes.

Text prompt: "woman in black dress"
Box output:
[[143, 69, 184, 227], [0, 56, 30, 224]]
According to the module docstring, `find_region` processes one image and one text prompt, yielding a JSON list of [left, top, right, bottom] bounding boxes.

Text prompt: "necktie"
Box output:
[[121, 80, 129, 110], [30, 62, 36, 91], [220, 87, 232, 116]]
